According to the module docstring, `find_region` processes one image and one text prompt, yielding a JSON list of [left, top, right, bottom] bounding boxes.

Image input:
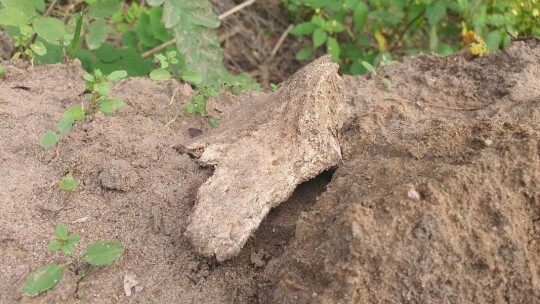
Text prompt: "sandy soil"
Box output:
[[1, 40, 539, 303]]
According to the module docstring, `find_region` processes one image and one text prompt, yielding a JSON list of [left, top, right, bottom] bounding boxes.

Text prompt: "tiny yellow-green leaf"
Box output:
[[40, 131, 59, 149], [59, 173, 77, 191]]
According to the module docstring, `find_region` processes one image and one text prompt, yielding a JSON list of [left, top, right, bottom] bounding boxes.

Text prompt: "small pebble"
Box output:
[[135, 285, 144, 294]]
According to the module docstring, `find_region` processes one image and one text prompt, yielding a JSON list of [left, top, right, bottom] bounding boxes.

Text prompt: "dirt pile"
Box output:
[[260, 40, 540, 303], [0, 40, 539, 303]]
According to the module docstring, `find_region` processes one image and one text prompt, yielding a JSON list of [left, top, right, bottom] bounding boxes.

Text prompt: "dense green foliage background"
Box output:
[[0, 0, 538, 82], [285, 0, 540, 74]]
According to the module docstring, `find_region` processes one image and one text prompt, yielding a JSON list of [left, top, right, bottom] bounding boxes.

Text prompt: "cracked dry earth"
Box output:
[[1, 40, 540, 303]]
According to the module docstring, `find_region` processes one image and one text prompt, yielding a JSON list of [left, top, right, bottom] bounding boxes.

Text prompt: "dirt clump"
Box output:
[[184, 55, 348, 262]]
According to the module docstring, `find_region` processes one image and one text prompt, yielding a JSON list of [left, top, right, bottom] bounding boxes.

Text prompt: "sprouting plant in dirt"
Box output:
[[184, 84, 219, 127], [149, 51, 204, 85], [0, 64, 5, 77], [361, 54, 393, 90], [11, 25, 47, 66], [83, 69, 127, 114], [23, 224, 123, 298], [270, 83, 278, 92], [150, 51, 180, 80], [59, 169, 77, 191], [40, 69, 127, 149]]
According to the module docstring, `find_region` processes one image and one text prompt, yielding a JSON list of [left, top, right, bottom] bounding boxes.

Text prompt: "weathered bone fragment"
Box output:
[[184, 55, 349, 261]]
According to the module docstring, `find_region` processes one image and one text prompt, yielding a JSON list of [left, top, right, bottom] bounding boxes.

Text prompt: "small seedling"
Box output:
[[23, 224, 123, 298], [11, 25, 47, 66], [40, 69, 126, 149], [184, 84, 220, 127], [0, 64, 5, 77], [270, 83, 278, 92], [149, 51, 202, 85], [361, 54, 393, 90], [47, 224, 81, 255], [59, 170, 77, 191]]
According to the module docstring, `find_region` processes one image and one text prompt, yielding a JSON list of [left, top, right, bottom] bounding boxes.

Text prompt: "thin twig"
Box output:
[[169, 85, 180, 105], [164, 111, 180, 127], [141, 39, 176, 59], [218, 0, 256, 20], [44, 0, 58, 17], [142, 0, 257, 59], [270, 24, 293, 59]]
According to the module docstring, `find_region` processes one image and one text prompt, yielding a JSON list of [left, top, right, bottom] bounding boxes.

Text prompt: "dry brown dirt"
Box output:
[[1, 40, 539, 303]]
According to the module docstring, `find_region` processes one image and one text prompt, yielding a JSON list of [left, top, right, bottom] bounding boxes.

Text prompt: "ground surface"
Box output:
[[1, 40, 539, 303]]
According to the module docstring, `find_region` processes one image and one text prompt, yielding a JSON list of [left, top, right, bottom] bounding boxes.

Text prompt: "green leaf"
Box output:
[[55, 224, 68, 240], [70, 12, 83, 58], [86, 19, 108, 50], [67, 234, 81, 242], [93, 82, 109, 97], [84, 241, 123, 266], [88, 0, 122, 19], [107, 70, 127, 81], [147, 0, 165, 6], [208, 118, 218, 128], [60, 243, 75, 255], [0, 0, 35, 18], [425, 0, 447, 25], [82, 73, 94, 82], [290, 22, 317, 36], [326, 37, 340, 61], [295, 47, 314, 60], [163, 0, 219, 29], [59, 173, 77, 191], [181, 70, 202, 85], [485, 30, 502, 51], [32, 0, 45, 12], [149, 68, 172, 80], [312, 28, 327, 47], [47, 241, 62, 251], [353, 2, 369, 30], [30, 41, 47, 56], [23, 264, 64, 297], [40, 131, 59, 149], [344, 0, 359, 9], [99, 98, 124, 113], [33, 17, 68, 45], [165, 0, 235, 87], [0, 7, 30, 26], [361, 61, 376, 73], [56, 117, 74, 133], [63, 105, 85, 121], [0, 64, 4, 77]]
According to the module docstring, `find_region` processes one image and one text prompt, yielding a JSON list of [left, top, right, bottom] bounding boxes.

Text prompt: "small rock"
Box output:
[[134, 285, 144, 294], [123, 274, 139, 296], [408, 188, 421, 200]]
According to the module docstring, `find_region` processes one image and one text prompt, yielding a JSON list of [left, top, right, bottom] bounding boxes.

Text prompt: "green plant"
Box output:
[[0, 63, 5, 77], [47, 224, 81, 255], [40, 69, 127, 149], [23, 224, 123, 298], [149, 50, 204, 86], [270, 83, 278, 92], [361, 54, 393, 90], [285, 0, 540, 75], [0, 0, 71, 65], [59, 170, 77, 191], [185, 84, 217, 117]]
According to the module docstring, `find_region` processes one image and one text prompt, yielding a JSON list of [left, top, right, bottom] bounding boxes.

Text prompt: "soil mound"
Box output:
[[260, 40, 540, 303], [0, 40, 539, 303]]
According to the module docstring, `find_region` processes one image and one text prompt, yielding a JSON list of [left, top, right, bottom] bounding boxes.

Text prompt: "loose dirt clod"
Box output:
[[184, 55, 349, 261]]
